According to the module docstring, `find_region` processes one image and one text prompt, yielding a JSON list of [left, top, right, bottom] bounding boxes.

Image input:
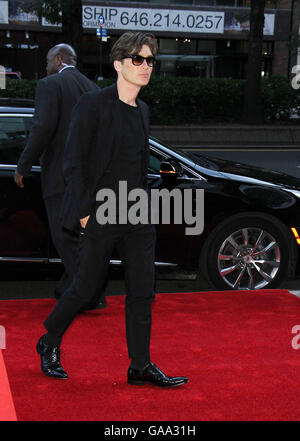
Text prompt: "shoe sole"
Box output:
[[128, 379, 188, 387], [36, 340, 42, 355], [43, 372, 68, 380]]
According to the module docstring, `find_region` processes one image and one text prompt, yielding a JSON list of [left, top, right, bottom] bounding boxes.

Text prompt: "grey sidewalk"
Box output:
[[150, 124, 300, 149]]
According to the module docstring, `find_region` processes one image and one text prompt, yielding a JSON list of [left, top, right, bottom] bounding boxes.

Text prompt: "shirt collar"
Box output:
[[58, 65, 75, 73]]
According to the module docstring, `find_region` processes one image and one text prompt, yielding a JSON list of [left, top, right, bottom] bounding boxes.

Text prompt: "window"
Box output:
[[237, 0, 276, 6], [0, 116, 33, 164], [149, 148, 165, 174], [215, 0, 235, 6], [237, 0, 251, 6], [173, 0, 194, 4], [265, 0, 276, 7], [194, 1, 215, 5]]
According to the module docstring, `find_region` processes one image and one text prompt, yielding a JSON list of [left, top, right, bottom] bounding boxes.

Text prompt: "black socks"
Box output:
[[43, 332, 62, 348]]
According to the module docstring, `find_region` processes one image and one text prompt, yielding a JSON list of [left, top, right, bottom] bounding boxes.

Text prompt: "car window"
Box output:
[[6, 74, 20, 80], [0, 115, 33, 165], [149, 148, 164, 174]]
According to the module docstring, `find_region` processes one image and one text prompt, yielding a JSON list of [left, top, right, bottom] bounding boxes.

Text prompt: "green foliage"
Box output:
[[23, 0, 66, 25], [140, 76, 299, 124], [140, 76, 245, 124], [261, 76, 300, 121], [0, 79, 37, 100], [1, 76, 298, 124]]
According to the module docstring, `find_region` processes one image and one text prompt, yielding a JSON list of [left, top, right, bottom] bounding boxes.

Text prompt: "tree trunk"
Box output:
[[243, 0, 266, 124], [61, 0, 83, 70]]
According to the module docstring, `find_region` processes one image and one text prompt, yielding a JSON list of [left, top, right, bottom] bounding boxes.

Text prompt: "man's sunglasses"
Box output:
[[123, 55, 156, 67]]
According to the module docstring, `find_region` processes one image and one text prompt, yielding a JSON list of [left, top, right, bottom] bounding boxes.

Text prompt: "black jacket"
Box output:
[[61, 83, 150, 232], [17, 67, 98, 199]]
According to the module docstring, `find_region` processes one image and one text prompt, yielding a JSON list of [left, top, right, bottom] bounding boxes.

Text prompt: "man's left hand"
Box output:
[[14, 170, 24, 188]]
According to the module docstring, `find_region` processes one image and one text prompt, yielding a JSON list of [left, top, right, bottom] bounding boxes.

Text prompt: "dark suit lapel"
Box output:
[[137, 99, 150, 178], [137, 98, 149, 142], [109, 86, 124, 163]]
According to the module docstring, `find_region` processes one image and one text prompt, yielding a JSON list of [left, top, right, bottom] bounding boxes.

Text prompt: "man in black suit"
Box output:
[[14, 43, 106, 311], [36, 32, 188, 388]]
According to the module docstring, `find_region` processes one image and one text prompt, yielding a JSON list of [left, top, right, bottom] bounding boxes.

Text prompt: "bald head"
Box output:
[[46, 43, 77, 76]]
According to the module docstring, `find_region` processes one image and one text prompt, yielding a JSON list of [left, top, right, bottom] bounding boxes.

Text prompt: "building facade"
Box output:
[[0, 0, 299, 81]]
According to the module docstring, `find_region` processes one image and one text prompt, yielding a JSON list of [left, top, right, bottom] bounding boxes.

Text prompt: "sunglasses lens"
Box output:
[[132, 55, 144, 66], [131, 56, 155, 66], [146, 57, 155, 66]]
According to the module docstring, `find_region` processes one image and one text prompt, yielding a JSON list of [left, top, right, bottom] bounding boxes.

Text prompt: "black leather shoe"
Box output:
[[127, 362, 188, 388], [36, 335, 68, 379]]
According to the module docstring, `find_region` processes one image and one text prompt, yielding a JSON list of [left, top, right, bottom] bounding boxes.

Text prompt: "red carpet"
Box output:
[[1, 290, 300, 421], [0, 350, 17, 421]]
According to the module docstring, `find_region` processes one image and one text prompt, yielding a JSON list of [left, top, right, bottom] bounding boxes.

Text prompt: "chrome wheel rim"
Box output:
[[217, 227, 280, 290]]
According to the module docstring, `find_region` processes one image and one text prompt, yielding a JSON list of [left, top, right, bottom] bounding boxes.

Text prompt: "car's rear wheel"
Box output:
[[200, 212, 297, 291]]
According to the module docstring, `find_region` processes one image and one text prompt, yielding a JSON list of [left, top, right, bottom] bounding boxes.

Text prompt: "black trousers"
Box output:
[[44, 214, 156, 368], [44, 194, 79, 294], [44, 194, 105, 306]]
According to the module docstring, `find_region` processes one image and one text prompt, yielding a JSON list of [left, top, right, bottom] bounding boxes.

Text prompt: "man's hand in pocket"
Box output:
[[80, 215, 90, 229]]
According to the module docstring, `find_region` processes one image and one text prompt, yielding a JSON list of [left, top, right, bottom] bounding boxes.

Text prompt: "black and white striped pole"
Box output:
[[96, 15, 105, 81]]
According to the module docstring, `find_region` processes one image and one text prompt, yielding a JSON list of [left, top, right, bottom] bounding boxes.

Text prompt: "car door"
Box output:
[[148, 144, 209, 267], [0, 113, 49, 261]]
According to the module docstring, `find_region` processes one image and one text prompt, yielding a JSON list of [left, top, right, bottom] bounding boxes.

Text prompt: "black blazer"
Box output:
[[61, 83, 150, 232], [17, 67, 99, 199]]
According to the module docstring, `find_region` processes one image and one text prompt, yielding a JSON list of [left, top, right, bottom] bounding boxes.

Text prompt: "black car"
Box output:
[[0, 72, 21, 80], [1, 97, 300, 291]]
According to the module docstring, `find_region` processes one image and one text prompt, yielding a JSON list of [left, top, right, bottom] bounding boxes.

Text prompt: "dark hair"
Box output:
[[110, 32, 158, 63]]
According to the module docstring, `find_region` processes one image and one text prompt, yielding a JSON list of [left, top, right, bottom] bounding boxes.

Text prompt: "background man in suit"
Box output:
[[36, 32, 188, 388], [14, 43, 106, 311]]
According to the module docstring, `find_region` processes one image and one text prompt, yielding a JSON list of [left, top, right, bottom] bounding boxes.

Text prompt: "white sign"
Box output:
[[0, 325, 5, 349], [83, 6, 224, 34], [264, 14, 275, 36], [42, 5, 273, 36], [0, 65, 5, 90], [0, 0, 8, 24]]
